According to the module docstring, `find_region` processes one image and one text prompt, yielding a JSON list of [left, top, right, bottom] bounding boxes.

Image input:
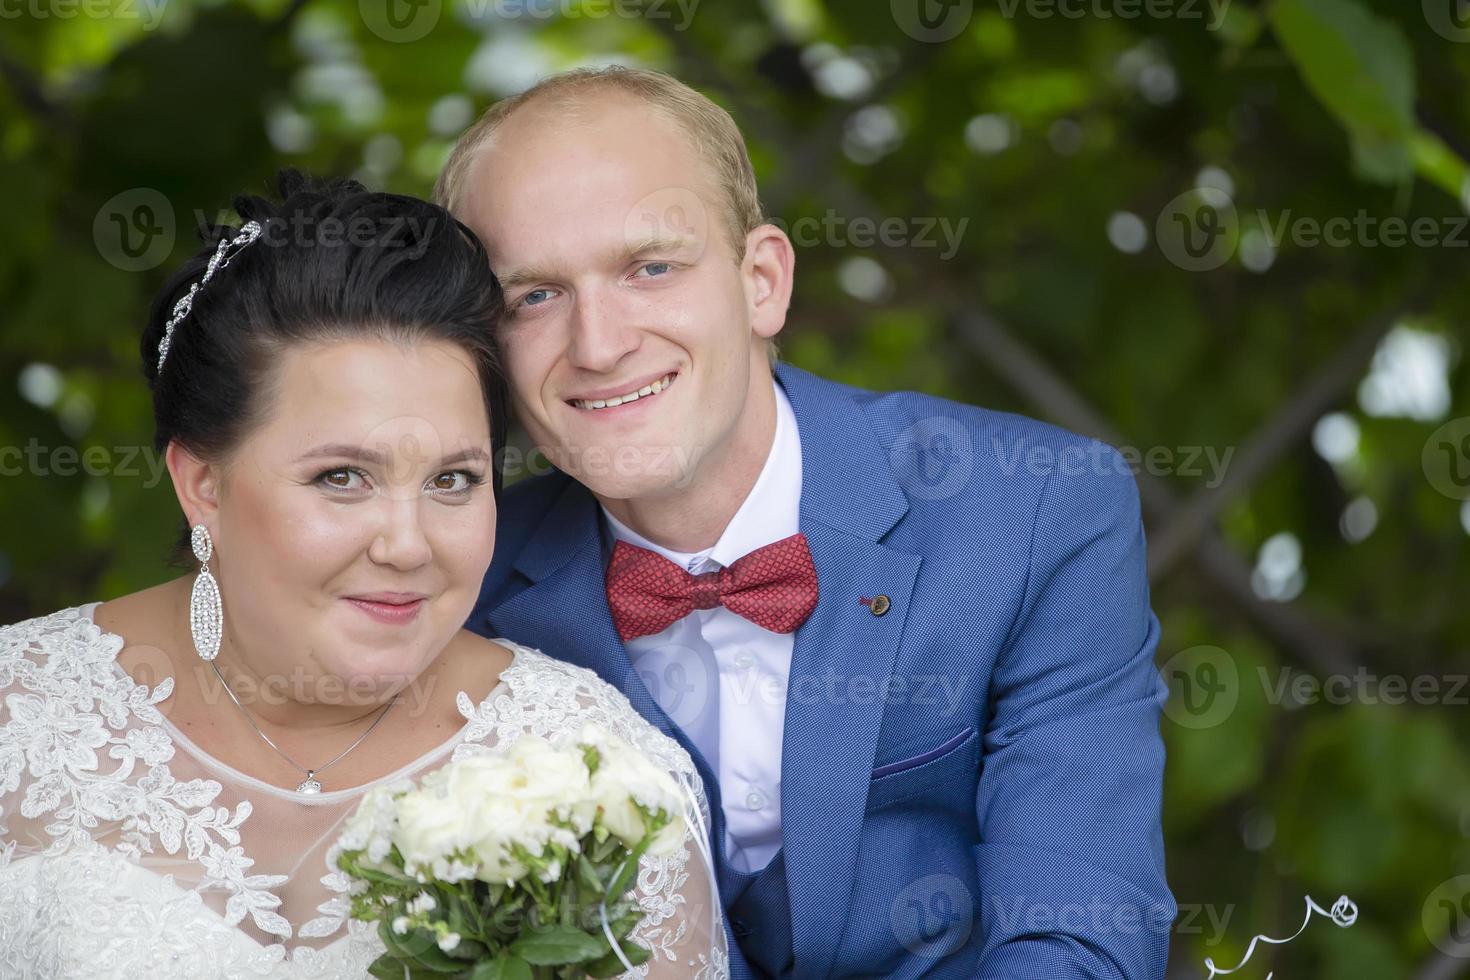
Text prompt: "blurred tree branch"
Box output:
[[1145, 293, 1420, 579]]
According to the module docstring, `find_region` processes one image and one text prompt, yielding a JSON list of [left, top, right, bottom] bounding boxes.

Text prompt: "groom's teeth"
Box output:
[[574, 373, 675, 411]]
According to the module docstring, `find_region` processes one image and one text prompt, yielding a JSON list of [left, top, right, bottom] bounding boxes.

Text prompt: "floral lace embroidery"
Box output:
[[0, 606, 726, 979]]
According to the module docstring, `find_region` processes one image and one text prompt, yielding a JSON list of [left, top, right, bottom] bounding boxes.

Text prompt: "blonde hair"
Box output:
[[434, 66, 766, 263]]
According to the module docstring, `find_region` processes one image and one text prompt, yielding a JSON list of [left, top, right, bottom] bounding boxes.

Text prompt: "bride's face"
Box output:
[[208, 337, 495, 703]]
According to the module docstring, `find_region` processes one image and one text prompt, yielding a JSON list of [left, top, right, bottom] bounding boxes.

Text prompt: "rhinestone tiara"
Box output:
[[155, 220, 264, 374]]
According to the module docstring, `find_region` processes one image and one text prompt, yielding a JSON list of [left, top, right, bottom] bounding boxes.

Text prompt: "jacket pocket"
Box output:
[[867, 726, 978, 811]]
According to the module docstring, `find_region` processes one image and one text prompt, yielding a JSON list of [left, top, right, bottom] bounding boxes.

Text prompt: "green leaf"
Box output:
[[377, 921, 464, 973], [468, 954, 533, 980], [1267, 0, 1416, 184], [1410, 128, 1470, 202], [348, 862, 418, 889], [508, 925, 606, 965], [576, 854, 605, 898], [368, 954, 408, 980], [584, 940, 654, 977]]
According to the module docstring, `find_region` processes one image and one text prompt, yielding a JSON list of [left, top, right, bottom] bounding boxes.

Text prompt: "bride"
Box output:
[[0, 172, 726, 979]]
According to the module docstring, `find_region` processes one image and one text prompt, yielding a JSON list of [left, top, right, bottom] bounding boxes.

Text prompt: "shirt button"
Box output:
[[745, 791, 766, 811], [734, 650, 755, 671]]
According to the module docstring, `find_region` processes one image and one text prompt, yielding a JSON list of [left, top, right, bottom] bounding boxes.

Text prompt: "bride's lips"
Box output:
[[343, 592, 427, 625]]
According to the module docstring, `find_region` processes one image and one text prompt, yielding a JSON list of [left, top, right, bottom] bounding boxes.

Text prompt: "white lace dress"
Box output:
[[0, 604, 728, 979]]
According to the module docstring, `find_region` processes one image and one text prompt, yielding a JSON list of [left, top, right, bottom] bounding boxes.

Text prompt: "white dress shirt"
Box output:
[[601, 379, 801, 874]]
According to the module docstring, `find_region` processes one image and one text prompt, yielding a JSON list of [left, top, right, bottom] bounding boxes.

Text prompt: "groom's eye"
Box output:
[[636, 262, 672, 278], [520, 288, 553, 308]]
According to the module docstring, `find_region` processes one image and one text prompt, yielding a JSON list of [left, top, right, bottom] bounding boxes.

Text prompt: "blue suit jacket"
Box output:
[[470, 362, 1174, 978]]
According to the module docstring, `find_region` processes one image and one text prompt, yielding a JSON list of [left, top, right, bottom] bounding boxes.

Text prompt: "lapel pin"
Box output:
[[859, 595, 891, 616]]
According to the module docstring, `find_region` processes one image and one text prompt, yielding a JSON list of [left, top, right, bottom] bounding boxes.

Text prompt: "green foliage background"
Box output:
[[2, 0, 1468, 976]]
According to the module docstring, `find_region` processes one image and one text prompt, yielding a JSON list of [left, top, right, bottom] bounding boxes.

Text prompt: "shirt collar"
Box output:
[[600, 377, 802, 572]]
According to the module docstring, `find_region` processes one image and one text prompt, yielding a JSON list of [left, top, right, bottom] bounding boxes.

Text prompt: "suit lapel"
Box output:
[[784, 529, 919, 976], [485, 481, 632, 690], [775, 363, 919, 977]]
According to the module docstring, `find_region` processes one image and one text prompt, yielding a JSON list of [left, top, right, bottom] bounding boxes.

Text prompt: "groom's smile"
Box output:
[[566, 369, 678, 413]]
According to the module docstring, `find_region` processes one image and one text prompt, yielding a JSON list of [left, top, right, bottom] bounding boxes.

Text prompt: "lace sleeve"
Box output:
[[622, 768, 727, 979]]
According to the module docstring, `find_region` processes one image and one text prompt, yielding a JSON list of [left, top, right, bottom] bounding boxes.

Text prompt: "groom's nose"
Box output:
[[566, 289, 640, 373]]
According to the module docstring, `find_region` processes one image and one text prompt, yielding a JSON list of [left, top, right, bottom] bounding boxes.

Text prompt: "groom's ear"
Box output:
[[165, 441, 223, 528], [741, 223, 795, 341]]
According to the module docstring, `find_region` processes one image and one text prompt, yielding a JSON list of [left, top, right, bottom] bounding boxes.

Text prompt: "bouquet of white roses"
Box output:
[[335, 723, 688, 979]]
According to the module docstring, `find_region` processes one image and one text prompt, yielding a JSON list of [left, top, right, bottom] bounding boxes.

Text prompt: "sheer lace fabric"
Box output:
[[0, 604, 727, 979]]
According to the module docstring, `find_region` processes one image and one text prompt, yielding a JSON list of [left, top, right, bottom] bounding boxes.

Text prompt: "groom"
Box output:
[[444, 67, 1173, 978]]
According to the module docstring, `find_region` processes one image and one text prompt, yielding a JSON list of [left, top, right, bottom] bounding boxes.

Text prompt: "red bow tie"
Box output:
[[605, 532, 819, 641]]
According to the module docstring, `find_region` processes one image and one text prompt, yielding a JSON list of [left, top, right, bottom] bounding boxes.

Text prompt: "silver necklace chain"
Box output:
[[207, 659, 399, 796]]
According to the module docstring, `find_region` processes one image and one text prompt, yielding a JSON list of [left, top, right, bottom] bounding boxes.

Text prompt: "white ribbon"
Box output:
[[1205, 894, 1358, 979]]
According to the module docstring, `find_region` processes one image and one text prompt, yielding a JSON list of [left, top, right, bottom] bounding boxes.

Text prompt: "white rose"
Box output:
[[466, 738, 595, 882], [578, 725, 686, 856], [392, 739, 594, 884], [501, 736, 597, 836], [392, 779, 474, 873]]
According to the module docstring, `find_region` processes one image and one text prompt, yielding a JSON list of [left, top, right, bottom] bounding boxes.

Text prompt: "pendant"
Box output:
[[297, 772, 322, 795]]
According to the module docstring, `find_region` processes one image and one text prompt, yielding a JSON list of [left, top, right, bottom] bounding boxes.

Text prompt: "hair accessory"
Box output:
[[156, 220, 264, 373]]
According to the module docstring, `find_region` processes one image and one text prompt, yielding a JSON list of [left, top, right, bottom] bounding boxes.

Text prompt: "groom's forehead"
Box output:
[[468, 100, 721, 231], [471, 172, 721, 274]]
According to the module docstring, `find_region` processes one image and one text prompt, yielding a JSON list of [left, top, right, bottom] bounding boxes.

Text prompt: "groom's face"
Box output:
[[458, 96, 774, 500]]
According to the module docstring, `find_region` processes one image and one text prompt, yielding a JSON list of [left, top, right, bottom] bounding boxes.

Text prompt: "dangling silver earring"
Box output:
[[190, 524, 222, 662]]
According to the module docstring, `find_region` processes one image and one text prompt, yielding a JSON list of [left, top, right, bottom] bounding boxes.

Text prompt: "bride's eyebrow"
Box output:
[[297, 445, 491, 467]]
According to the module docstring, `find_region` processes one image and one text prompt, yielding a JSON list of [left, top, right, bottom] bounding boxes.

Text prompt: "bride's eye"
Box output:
[[316, 467, 369, 492], [427, 470, 485, 496]]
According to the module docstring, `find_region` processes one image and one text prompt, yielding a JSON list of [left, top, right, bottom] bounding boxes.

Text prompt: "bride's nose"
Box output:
[[367, 496, 433, 570]]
